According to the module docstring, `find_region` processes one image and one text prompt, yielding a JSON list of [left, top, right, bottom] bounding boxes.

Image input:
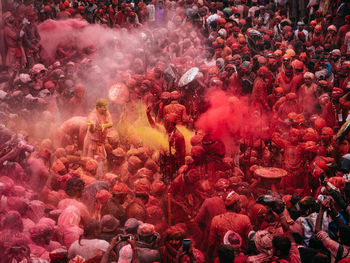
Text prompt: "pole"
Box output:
[[0, 0, 5, 66], [167, 192, 171, 226]]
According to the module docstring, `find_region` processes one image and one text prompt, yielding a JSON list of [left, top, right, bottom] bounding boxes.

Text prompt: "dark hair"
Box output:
[[344, 182, 350, 201], [79, 219, 100, 245], [311, 252, 330, 263], [242, 54, 251, 62], [135, 192, 149, 203], [2, 211, 24, 232], [217, 244, 235, 263], [225, 203, 239, 212], [65, 177, 85, 197], [164, 226, 185, 242], [51, 257, 69, 263], [209, 21, 217, 30], [272, 235, 291, 257], [292, 232, 303, 245], [339, 225, 350, 246], [206, 47, 215, 58]]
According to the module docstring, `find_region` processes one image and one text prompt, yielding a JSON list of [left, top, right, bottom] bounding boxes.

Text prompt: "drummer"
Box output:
[[163, 91, 192, 126], [178, 67, 203, 123], [254, 167, 288, 194], [272, 128, 306, 191]]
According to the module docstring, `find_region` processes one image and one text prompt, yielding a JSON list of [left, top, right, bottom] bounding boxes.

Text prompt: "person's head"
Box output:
[[65, 177, 85, 198], [124, 218, 142, 235], [111, 147, 126, 165], [265, 207, 277, 223], [164, 226, 185, 250], [257, 66, 269, 79], [112, 183, 129, 204], [254, 230, 273, 254], [100, 214, 119, 234], [154, 67, 162, 79], [215, 178, 229, 197], [288, 128, 300, 145], [304, 72, 314, 85], [30, 222, 54, 246], [339, 139, 350, 155], [205, 47, 215, 60], [95, 98, 108, 115], [310, 20, 317, 31], [282, 55, 291, 67], [224, 191, 242, 213], [232, 55, 242, 67], [217, 244, 235, 263], [321, 127, 333, 143], [273, 87, 284, 99], [3, 12, 15, 25], [272, 235, 291, 258], [223, 231, 242, 256], [73, 83, 85, 99], [82, 219, 101, 239], [297, 21, 304, 31], [330, 49, 341, 62], [345, 15, 350, 25], [299, 196, 317, 216], [27, 9, 37, 23], [2, 210, 23, 232], [128, 12, 136, 23], [275, 16, 281, 24], [285, 65, 293, 77], [137, 223, 156, 243], [183, 168, 201, 185], [156, 0, 164, 8], [268, 58, 278, 72]]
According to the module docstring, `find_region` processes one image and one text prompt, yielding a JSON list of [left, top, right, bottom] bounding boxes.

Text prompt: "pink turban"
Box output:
[[254, 230, 273, 255]]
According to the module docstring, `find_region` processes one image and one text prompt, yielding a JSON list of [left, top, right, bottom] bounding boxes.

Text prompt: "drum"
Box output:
[[178, 67, 199, 87]]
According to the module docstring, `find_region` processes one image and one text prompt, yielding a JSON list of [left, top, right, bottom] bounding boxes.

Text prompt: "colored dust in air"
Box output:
[[116, 102, 193, 154], [177, 125, 194, 154]]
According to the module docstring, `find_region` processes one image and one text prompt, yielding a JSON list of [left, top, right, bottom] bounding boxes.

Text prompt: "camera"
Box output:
[[183, 239, 191, 253], [317, 194, 329, 203], [117, 234, 134, 241]]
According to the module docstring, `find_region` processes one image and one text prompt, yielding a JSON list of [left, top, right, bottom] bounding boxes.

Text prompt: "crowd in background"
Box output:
[[1, 0, 350, 262]]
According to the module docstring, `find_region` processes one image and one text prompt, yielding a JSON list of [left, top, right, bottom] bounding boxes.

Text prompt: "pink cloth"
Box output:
[[68, 238, 109, 260], [58, 198, 90, 221], [57, 206, 83, 248]]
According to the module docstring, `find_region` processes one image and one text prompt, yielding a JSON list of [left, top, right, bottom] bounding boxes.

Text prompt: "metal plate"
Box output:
[[178, 67, 199, 87], [255, 167, 288, 179], [108, 82, 129, 105]]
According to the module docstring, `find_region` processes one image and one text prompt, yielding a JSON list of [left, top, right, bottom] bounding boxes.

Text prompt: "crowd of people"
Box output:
[[1, 0, 350, 262]]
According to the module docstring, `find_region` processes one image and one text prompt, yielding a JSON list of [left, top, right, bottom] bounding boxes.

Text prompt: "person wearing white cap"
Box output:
[[294, 21, 308, 41], [248, 0, 259, 18], [258, 6, 270, 28]]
